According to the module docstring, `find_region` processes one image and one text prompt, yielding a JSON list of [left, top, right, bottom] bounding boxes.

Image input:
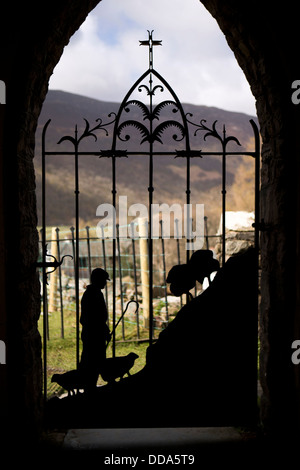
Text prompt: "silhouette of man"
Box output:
[[79, 268, 111, 389], [166, 264, 195, 297], [188, 250, 219, 286], [166, 251, 220, 299]]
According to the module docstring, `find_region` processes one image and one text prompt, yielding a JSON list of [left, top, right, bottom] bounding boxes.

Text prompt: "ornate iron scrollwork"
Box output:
[[39, 29, 261, 378], [57, 114, 116, 147], [117, 99, 186, 145]]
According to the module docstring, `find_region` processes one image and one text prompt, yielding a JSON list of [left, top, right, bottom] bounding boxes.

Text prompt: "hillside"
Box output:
[[34, 90, 258, 232]]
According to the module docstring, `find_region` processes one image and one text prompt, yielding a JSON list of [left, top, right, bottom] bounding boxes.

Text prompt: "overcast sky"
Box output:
[[49, 0, 256, 116]]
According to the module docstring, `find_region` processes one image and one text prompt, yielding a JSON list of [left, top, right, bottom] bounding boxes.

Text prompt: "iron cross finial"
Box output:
[[139, 30, 162, 70]]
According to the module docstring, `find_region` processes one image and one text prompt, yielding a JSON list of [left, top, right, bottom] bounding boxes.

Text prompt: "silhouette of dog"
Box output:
[[51, 369, 89, 396], [100, 352, 139, 384]]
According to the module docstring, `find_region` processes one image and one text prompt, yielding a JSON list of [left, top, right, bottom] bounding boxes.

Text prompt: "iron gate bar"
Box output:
[[251, 118, 260, 405], [204, 216, 209, 250], [85, 226, 92, 280], [43, 150, 257, 156], [74, 126, 80, 367], [41, 121, 48, 402], [251, 119, 261, 253], [102, 32, 194, 344], [160, 220, 169, 321], [186, 116, 240, 267], [116, 224, 125, 340]]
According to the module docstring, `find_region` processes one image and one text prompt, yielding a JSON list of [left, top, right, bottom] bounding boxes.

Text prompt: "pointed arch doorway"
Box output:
[[39, 31, 260, 427]]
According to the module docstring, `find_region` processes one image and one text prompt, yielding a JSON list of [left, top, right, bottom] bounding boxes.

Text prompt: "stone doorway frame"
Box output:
[[1, 0, 300, 440]]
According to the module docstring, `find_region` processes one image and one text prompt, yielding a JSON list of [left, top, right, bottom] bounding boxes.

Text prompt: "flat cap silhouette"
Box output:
[[51, 369, 89, 396], [100, 352, 139, 384]]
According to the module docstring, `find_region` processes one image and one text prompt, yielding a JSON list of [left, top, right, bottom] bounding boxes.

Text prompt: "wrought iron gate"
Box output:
[[39, 31, 260, 400]]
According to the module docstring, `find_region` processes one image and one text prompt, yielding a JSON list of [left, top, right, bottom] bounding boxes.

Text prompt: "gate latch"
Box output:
[[36, 248, 73, 284]]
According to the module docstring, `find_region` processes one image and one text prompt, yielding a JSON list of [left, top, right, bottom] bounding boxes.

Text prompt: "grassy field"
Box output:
[[38, 306, 158, 396]]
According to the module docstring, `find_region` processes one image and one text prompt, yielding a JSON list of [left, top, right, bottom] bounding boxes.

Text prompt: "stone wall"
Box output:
[[214, 212, 255, 262], [202, 0, 300, 430]]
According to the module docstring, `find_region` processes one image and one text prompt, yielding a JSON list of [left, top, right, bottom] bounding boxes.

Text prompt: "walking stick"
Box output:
[[106, 299, 139, 349]]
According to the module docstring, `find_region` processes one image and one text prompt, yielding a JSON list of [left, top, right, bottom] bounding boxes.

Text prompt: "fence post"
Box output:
[[70, 226, 76, 278], [55, 227, 64, 338], [139, 217, 150, 328], [116, 224, 125, 340], [101, 225, 109, 321], [49, 227, 58, 314], [204, 216, 209, 250], [160, 220, 169, 321], [40, 228, 50, 341], [130, 222, 140, 339], [175, 218, 183, 308]]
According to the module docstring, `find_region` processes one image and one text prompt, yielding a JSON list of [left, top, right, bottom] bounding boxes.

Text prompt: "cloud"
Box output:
[[49, 0, 256, 115]]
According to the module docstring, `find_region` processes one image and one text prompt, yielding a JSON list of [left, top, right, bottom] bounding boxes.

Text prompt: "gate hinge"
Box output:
[[36, 250, 73, 284], [252, 218, 269, 231]]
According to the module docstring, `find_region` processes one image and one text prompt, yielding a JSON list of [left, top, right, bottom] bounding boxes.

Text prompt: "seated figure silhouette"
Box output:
[[188, 249, 220, 286], [79, 268, 111, 390], [47, 248, 257, 428], [166, 250, 219, 298]]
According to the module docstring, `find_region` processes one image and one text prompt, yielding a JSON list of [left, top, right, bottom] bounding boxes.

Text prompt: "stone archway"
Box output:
[[1, 0, 300, 443]]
